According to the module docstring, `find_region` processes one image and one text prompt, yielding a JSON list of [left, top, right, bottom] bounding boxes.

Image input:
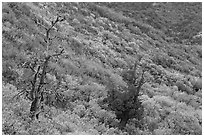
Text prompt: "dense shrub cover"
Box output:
[[2, 2, 202, 135]]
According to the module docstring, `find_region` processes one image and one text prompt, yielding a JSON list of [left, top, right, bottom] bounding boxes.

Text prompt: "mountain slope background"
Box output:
[[2, 2, 202, 135]]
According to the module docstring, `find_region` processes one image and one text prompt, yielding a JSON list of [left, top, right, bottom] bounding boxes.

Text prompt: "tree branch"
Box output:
[[51, 49, 65, 57]]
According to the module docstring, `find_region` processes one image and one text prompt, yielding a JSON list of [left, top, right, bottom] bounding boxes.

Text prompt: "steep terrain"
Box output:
[[101, 2, 202, 44], [2, 2, 202, 135]]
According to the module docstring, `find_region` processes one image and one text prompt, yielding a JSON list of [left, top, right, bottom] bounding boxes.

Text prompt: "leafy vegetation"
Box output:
[[2, 2, 202, 135]]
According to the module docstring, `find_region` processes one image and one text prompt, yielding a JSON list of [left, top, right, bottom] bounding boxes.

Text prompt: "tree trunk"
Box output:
[[30, 97, 41, 120], [30, 66, 41, 100], [119, 117, 129, 129], [119, 112, 129, 129]]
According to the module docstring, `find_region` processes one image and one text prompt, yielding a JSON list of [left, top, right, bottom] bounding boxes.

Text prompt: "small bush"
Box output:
[[175, 81, 193, 94]]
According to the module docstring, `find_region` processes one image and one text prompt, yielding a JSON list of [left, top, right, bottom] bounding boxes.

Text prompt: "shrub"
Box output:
[[190, 77, 202, 91], [175, 81, 193, 94], [88, 3, 133, 24], [105, 60, 147, 129], [164, 104, 201, 135]]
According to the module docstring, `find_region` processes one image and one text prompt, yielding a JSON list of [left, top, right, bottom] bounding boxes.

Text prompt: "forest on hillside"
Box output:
[[2, 2, 202, 135]]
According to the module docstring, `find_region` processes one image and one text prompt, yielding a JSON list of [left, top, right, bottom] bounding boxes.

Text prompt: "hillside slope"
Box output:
[[100, 2, 202, 44], [2, 2, 202, 135]]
